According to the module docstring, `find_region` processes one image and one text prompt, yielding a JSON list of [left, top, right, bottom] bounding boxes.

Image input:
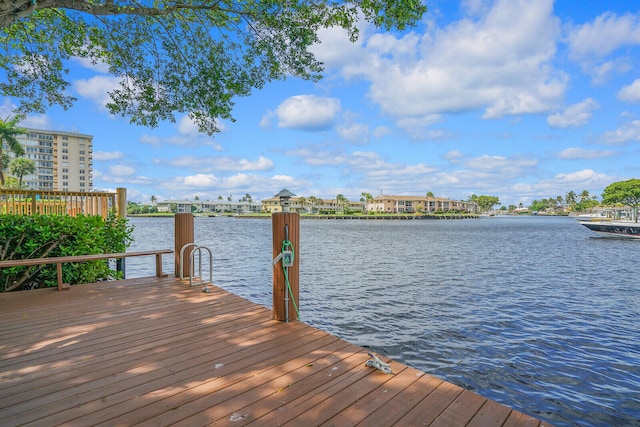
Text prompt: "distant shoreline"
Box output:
[[128, 213, 481, 220]]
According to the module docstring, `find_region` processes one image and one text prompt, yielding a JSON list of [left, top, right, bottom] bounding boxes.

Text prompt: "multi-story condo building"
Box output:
[[262, 194, 477, 214], [155, 199, 261, 214], [368, 195, 477, 213], [10, 128, 93, 192], [261, 197, 364, 214]]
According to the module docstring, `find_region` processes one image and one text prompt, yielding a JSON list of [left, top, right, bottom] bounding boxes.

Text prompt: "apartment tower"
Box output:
[[13, 128, 93, 192]]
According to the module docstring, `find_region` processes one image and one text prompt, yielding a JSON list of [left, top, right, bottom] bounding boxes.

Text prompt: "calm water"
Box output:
[[126, 216, 640, 427]]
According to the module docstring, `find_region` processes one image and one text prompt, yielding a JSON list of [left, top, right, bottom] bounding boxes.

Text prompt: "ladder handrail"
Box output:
[[179, 243, 213, 287]]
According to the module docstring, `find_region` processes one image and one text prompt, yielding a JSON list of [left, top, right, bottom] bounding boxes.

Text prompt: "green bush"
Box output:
[[0, 213, 133, 292]]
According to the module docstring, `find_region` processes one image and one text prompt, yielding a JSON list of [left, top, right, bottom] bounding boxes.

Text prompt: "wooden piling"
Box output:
[[116, 188, 127, 219], [115, 187, 127, 276], [175, 213, 194, 278], [272, 212, 300, 322]]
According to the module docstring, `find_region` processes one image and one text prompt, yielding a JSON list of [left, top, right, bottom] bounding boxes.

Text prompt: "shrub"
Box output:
[[0, 213, 133, 291]]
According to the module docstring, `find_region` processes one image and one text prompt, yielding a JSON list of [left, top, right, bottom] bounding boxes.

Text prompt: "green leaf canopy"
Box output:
[[0, 0, 427, 135]]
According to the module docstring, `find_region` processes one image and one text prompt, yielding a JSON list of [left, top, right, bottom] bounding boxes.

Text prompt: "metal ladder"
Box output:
[[179, 243, 213, 289]]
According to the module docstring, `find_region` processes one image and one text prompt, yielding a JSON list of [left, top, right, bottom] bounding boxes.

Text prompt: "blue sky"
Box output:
[[3, 0, 640, 206]]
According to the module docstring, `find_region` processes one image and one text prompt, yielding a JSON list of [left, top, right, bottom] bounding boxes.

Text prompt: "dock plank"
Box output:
[[0, 276, 550, 426]]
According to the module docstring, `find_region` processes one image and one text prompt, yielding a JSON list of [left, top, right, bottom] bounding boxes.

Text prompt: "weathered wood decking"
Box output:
[[0, 277, 550, 426]]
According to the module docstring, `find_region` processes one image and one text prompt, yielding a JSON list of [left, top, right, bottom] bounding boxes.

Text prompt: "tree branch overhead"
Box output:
[[0, 0, 427, 135]]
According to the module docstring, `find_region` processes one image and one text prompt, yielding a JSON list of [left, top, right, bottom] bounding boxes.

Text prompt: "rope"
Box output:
[[281, 239, 300, 320]]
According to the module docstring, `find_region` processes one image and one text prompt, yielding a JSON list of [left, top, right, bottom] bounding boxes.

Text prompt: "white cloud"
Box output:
[[566, 12, 640, 81], [336, 118, 370, 144], [316, 0, 565, 120], [72, 56, 110, 74], [140, 134, 161, 146], [94, 167, 153, 186], [567, 12, 640, 61], [183, 173, 218, 187], [19, 113, 50, 129], [93, 151, 124, 161], [0, 98, 15, 118], [551, 169, 612, 186], [274, 95, 341, 131], [309, 24, 368, 72], [157, 171, 313, 199], [178, 115, 227, 135], [463, 154, 537, 176], [396, 114, 443, 139], [618, 79, 640, 102], [74, 75, 121, 109], [0, 99, 51, 128], [444, 150, 464, 162], [547, 98, 599, 128], [139, 128, 223, 150], [109, 165, 136, 176], [178, 115, 201, 135], [600, 120, 640, 145], [372, 126, 391, 139], [558, 147, 617, 160], [167, 155, 274, 172]]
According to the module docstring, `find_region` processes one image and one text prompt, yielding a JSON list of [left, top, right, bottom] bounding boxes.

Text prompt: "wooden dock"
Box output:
[[0, 277, 550, 426]]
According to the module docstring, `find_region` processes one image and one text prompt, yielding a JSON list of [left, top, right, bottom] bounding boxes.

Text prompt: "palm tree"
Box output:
[[336, 194, 348, 214], [426, 191, 434, 213], [0, 116, 26, 186], [8, 157, 35, 187], [360, 192, 373, 213], [579, 190, 591, 203], [308, 196, 318, 213], [565, 191, 577, 210]]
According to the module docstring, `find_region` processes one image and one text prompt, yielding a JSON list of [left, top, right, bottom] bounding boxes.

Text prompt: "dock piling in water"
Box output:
[[272, 212, 300, 322], [174, 213, 194, 277]]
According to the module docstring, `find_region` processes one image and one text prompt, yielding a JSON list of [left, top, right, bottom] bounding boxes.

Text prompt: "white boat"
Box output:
[[578, 220, 640, 239]]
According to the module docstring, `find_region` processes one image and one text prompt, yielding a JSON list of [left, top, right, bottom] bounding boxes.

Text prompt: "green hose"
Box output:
[[281, 239, 300, 320]]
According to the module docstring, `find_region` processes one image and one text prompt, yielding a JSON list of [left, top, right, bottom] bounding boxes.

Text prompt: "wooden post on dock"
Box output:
[[175, 213, 194, 278], [115, 188, 127, 277], [116, 188, 127, 219], [272, 212, 300, 322]]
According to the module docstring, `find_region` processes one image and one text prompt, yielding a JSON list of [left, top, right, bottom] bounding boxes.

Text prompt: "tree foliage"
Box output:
[[336, 193, 348, 213], [8, 157, 35, 187], [0, 0, 426, 135], [468, 194, 499, 213], [127, 201, 158, 215], [602, 178, 640, 222], [0, 213, 133, 292], [528, 190, 598, 214], [0, 116, 26, 186]]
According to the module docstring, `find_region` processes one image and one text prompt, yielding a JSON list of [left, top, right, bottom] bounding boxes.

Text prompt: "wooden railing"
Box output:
[[0, 249, 173, 291], [0, 188, 126, 219]]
